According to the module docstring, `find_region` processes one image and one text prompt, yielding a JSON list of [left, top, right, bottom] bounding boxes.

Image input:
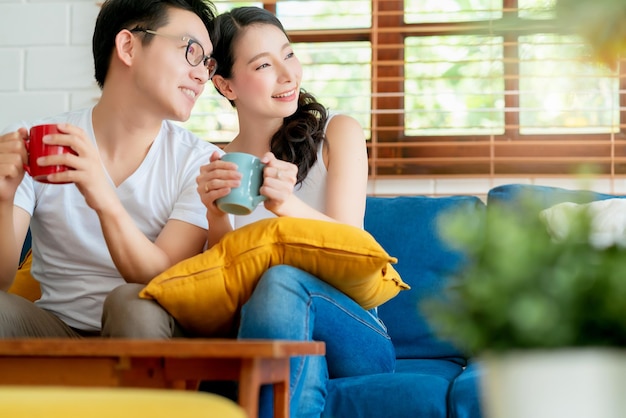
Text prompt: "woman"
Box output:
[[197, 7, 395, 418]]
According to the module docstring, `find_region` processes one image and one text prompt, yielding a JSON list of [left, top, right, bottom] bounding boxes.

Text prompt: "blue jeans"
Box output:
[[238, 265, 396, 418]]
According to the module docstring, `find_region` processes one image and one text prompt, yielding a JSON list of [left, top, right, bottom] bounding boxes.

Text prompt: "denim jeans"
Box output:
[[238, 265, 396, 418]]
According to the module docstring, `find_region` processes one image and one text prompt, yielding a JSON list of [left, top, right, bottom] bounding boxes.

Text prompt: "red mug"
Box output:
[[24, 124, 75, 184]]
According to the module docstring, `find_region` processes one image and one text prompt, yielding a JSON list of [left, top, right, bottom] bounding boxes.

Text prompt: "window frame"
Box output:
[[217, 0, 626, 179]]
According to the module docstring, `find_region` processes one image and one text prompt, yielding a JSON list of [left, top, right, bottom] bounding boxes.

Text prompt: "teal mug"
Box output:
[[216, 152, 267, 215]]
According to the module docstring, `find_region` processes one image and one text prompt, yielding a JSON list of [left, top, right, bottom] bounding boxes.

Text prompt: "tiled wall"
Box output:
[[366, 177, 626, 199], [0, 0, 101, 131], [2, 0, 625, 197]]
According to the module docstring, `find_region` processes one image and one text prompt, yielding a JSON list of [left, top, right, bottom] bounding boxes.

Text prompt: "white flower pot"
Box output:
[[480, 349, 626, 418]]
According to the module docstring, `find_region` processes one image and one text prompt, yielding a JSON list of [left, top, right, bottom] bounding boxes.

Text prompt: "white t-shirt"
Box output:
[[7, 107, 221, 331]]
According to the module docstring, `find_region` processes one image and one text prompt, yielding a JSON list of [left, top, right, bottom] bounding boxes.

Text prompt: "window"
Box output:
[[181, 0, 625, 179]]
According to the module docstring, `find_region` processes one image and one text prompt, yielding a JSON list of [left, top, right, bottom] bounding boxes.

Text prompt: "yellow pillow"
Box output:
[[140, 217, 409, 336], [0, 386, 246, 418], [8, 250, 41, 302]]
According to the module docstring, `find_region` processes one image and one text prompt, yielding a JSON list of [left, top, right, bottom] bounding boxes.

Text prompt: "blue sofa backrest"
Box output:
[[364, 195, 486, 361], [20, 229, 32, 263], [488, 183, 623, 209]]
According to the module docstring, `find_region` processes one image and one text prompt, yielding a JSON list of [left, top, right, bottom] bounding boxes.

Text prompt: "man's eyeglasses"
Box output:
[[131, 28, 218, 79]]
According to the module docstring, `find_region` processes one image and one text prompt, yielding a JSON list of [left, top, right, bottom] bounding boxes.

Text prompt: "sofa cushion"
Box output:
[[364, 195, 486, 361], [394, 357, 466, 376], [7, 250, 40, 302], [487, 183, 622, 209], [324, 358, 464, 418], [140, 217, 409, 336], [540, 198, 626, 248], [448, 362, 484, 418]]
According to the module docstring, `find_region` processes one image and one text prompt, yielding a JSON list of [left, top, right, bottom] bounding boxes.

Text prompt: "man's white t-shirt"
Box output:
[[7, 107, 221, 331]]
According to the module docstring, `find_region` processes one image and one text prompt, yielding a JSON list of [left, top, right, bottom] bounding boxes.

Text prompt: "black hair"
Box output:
[[209, 6, 329, 185], [93, 0, 217, 89]]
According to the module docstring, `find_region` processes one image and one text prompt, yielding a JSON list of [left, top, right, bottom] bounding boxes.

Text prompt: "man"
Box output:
[[0, 0, 220, 337]]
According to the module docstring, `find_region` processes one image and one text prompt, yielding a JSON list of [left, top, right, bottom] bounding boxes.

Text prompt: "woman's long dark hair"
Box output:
[[209, 6, 329, 185]]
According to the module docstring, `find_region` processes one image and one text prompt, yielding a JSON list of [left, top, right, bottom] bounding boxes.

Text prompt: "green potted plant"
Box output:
[[422, 193, 626, 418]]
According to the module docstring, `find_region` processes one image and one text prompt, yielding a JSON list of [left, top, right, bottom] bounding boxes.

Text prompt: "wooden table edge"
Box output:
[[0, 338, 325, 358]]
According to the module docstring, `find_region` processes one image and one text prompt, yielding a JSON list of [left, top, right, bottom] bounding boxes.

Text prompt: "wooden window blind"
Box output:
[[183, 0, 625, 180]]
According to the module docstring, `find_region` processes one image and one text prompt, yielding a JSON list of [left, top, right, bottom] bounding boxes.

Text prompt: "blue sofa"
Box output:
[[321, 194, 485, 418], [322, 183, 623, 418], [17, 183, 620, 418]]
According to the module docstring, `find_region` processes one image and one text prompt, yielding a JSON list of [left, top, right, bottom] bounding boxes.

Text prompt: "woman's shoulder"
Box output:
[[325, 113, 360, 129], [324, 113, 365, 144], [320, 112, 367, 169]]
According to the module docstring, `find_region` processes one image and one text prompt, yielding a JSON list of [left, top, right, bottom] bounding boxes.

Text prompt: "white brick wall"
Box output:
[[0, 1, 101, 130]]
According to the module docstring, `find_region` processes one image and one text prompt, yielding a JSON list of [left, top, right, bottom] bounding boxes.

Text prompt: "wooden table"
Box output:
[[0, 338, 325, 418]]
